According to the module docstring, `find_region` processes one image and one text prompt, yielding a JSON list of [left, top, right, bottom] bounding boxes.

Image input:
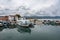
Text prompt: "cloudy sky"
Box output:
[[0, 0, 59, 16], [0, 0, 58, 10]]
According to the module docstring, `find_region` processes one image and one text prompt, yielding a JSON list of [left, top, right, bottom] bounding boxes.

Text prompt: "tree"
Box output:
[[15, 14, 21, 18]]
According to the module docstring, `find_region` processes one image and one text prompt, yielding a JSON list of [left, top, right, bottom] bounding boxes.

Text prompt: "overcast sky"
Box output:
[[0, 0, 59, 16], [0, 0, 58, 10]]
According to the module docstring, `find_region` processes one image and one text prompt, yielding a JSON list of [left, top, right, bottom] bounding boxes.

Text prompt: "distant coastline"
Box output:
[[24, 16, 60, 19]]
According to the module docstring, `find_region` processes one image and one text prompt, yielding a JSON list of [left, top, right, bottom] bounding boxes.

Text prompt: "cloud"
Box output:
[[0, 0, 59, 16], [0, 0, 57, 10]]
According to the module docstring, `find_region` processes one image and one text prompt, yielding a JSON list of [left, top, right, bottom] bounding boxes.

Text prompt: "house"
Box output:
[[8, 14, 21, 24], [0, 14, 21, 22], [9, 14, 20, 21], [0, 16, 9, 21]]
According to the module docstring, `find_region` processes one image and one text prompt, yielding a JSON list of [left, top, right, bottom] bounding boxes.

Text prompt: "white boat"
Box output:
[[17, 17, 33, 27]]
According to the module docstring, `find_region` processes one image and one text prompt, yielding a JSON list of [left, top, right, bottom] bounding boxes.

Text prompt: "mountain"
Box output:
[[24, 16, 60, 19]]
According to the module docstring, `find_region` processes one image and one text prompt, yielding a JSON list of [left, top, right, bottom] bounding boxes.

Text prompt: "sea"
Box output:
[[0, 25, 60, 40]]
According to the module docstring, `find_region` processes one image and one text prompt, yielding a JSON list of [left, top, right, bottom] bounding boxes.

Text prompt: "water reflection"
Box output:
[[0, 24, 17, 32], [0, 25, 33, 34], [0, 27, 4, 32], [17, 27, 31, 33], [0, 25, 60, 40]]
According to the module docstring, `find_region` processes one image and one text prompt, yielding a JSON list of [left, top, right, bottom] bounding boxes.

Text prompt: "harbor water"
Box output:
[[0, 25, 60, 40]]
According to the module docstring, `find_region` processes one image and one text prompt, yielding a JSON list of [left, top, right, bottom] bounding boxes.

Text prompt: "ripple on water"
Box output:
[[0, 25, 60, 40]]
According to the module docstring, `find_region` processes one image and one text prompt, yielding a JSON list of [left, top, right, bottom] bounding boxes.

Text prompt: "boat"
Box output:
[[0, 21, 3, 27], [43, 20, 60, 25], [0, 21, 10, 27], [17, 17, 34, 27]]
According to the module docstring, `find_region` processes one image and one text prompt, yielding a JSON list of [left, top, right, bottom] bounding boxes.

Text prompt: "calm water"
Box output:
[[0, 25, 60, 40]]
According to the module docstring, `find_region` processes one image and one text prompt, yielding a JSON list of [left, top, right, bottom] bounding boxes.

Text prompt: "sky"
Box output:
[[0, 0, 59, 16], [0, 0, 58, 10]]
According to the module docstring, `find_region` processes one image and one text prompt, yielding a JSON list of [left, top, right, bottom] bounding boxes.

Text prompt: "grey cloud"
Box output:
[[0, 0, 60, 16]]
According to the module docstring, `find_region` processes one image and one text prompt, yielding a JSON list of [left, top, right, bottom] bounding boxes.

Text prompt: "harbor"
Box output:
[[0, 14, 60, 27], [0, 0, 60, 40], [0, 14, 60, 40]]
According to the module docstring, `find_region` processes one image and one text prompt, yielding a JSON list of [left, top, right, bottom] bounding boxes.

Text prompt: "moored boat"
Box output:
[[17, 17, 34, 27]]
